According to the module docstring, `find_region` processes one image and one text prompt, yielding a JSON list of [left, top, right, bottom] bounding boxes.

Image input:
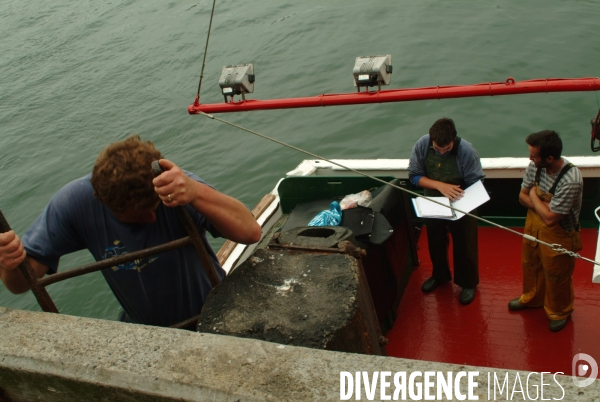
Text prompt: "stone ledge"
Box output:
[[0, 307, 596, 401]]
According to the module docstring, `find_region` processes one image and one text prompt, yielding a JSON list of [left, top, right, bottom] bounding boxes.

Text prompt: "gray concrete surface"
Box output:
[[0, 307, 597, 401]]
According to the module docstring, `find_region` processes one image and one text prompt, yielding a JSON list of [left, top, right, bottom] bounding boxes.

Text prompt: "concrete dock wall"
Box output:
[[0, 307, 596, 401]]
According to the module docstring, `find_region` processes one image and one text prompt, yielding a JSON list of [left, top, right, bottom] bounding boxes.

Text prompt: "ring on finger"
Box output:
[[168, 194, 172, 202]]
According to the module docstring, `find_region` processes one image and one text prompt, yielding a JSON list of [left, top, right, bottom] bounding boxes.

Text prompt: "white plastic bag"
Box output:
[[340, 190, 372, 210]]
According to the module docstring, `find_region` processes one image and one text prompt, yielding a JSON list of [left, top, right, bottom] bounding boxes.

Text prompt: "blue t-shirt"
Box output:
[[407, 134, 485, 188], [22, 173, 226, 327]]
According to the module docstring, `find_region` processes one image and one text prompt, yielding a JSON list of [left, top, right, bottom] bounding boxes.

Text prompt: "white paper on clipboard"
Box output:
[[412, 180, 490, 221]]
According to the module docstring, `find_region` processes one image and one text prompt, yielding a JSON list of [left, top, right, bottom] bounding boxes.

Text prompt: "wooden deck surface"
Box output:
[[386, 226, 600, 377]]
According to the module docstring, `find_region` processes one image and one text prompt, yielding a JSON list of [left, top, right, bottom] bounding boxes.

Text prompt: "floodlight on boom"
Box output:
[[352, 55, 392, 92], [218, 63, 255, 103]]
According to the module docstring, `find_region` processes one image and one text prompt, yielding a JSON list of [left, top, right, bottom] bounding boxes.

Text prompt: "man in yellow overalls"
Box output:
[[509, 130, 583, 332]]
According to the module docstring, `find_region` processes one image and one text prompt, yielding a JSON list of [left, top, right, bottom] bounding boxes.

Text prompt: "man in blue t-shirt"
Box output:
[[408, 118, 485, 305], [0, 135, 261, 327]]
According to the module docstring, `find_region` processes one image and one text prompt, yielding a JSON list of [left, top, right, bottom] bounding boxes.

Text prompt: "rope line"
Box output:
[[196, 0, 217, 100], [198, 111, 600, 266]]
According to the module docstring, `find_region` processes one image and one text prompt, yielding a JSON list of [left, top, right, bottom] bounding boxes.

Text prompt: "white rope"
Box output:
[[199, 111, 600, 266]]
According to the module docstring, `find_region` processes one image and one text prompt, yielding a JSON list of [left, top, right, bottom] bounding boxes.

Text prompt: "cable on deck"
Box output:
[[198, 111, 600, 267]]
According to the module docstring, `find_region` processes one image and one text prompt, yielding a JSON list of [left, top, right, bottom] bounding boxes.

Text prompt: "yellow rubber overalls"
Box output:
[[519, 178, 582, 320]]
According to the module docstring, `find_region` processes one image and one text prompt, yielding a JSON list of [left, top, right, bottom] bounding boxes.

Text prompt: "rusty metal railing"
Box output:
[[0, 208, 216, 330], [0, 183, 278, 331]]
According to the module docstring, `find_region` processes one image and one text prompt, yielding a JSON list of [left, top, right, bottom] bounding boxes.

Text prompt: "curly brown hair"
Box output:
[[91, 135, 163, 213]]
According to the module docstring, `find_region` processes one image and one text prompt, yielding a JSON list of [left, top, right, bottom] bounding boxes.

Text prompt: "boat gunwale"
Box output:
[[221, 157, 600, 276]]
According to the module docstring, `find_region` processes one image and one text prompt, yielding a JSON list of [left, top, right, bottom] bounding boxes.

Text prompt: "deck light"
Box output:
[[218, 63, 255, 103], [352, 55, 392, 92]]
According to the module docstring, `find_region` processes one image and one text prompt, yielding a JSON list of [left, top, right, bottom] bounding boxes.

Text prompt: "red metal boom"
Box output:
[[189, 77, 600, 114]]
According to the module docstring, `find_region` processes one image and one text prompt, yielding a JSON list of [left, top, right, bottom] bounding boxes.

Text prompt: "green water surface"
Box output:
[[0, 0, 598, 320]]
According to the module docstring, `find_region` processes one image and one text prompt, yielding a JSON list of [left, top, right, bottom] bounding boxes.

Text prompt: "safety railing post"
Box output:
[[0, 209, 59, 313], [151, 161, 221, 287]]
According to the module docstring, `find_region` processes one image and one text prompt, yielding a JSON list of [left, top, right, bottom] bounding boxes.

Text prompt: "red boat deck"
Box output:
[[385, 226, 600, 377]]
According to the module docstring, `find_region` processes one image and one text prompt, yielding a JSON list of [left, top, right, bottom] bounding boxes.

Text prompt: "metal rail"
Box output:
[[189, 77, 600, 114], [151, 160, 221, 287], [37, 237, 192, 287], [0, 210, 58, 313], [0, 201, 218, 329]]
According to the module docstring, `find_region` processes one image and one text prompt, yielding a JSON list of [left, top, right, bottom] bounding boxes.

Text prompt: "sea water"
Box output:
[[0, 0, 598, 320]]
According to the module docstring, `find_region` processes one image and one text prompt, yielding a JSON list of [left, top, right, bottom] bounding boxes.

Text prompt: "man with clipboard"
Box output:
[[408, 118, 485, 305]]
